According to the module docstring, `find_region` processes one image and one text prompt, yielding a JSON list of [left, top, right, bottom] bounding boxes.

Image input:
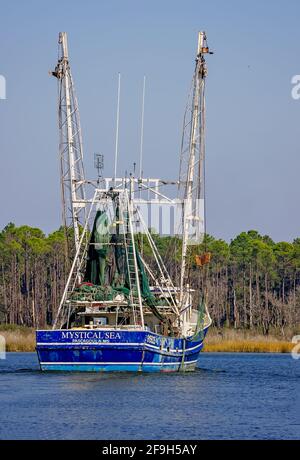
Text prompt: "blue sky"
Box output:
[[0, 0, 300, 241]]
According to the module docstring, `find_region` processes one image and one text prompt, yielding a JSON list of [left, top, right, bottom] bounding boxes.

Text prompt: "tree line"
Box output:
[[0, 223, 299, 335]]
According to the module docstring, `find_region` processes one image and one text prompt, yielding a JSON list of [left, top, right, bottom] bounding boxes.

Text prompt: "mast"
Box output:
[[113, 73, 121, 185], [139, 76, 146, 179], [178, 31, 212, 308], [52, 32, 86, 260]]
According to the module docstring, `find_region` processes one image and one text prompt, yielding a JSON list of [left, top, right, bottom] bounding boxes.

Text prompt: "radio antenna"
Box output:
[[94, 153, 104, 185], [114, 73, 121, 185], [139, 75, 146, 179]]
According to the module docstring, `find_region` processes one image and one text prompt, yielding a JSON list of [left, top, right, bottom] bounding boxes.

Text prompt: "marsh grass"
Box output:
[[0, 325, 36, 352], [205, 328, 294, 353], [204, 340, 293, 353], [0, 325, 296, 353]]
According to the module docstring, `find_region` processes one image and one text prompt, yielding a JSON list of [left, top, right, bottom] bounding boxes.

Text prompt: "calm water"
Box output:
[[0, 352, 299, 440]]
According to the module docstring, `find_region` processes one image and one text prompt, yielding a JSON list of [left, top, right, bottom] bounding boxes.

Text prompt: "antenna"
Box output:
[[139, 76, 146, 179], [114, 73, 121, 185], [94, 153, 104, 185]]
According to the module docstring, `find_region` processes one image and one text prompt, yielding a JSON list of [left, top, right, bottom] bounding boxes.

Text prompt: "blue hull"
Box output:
[[36, 328, 208, 372]]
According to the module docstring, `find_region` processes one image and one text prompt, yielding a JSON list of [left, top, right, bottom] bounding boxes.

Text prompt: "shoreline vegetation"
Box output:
[[204, 328, 294, 353], [0, 325, 295, 353], [1, 225, 300, 337], [0, 225, 299, 353]]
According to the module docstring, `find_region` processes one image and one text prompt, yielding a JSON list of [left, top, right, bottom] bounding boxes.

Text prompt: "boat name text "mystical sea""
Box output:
[[61, 331, 121, 341]]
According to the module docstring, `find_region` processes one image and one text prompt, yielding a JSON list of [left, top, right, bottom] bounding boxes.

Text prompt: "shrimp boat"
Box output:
[[36, 31, 213, 372]]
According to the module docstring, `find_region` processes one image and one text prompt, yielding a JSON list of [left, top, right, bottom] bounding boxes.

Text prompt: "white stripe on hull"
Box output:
[[36, 342, 203, 353], [40, 360, 198, 366]]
